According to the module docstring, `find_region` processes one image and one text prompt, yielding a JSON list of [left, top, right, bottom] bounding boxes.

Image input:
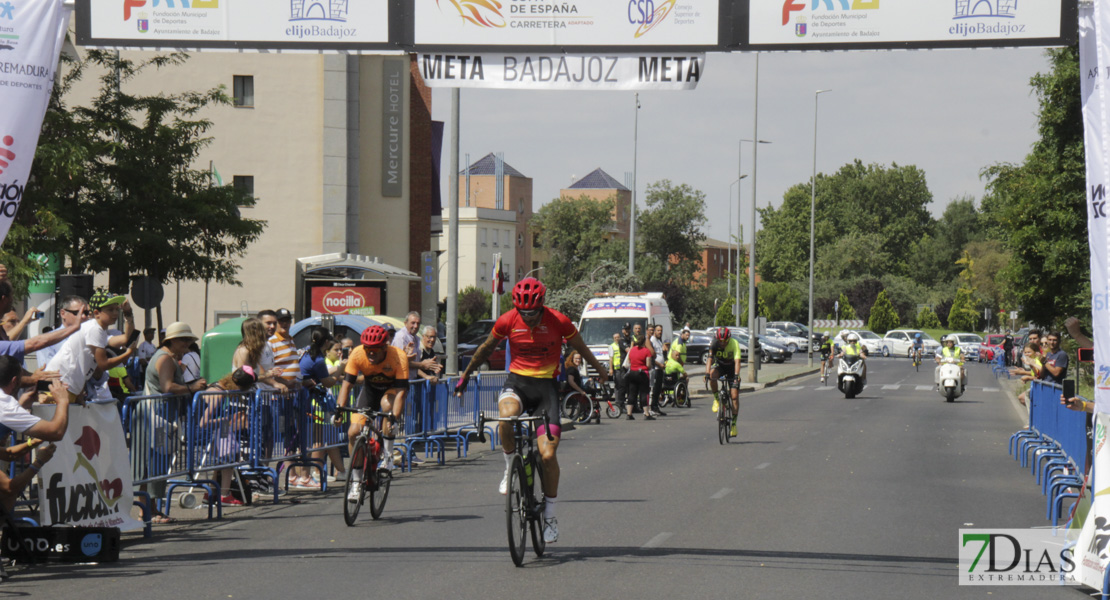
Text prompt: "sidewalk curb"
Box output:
[[737, 367, 821, 394]]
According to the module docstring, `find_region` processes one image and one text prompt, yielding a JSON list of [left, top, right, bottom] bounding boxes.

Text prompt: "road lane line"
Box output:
[[983, 387, 999, 392], [710, 488, 733, 499], [881, 384, 900, 390], [756, 462, 771, 470], [642, 533, 673, 548], [782, 386, 805, 391], [916, 385, 933, 391]]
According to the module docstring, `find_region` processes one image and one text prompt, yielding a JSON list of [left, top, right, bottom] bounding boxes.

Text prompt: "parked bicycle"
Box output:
[[562, 378, 620, 423], [476, 411, 551, 566], [337, 406, 394, 525]]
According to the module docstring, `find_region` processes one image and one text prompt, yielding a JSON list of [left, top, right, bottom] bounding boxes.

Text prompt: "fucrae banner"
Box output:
[[34, 403, 143, 531], [1085, 0, 1110, 418], [418, 53, 704, 90], [0, 0, 69, 247]]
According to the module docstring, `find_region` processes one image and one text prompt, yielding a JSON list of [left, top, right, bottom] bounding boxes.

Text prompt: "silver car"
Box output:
[[881, 329, 940, 357]]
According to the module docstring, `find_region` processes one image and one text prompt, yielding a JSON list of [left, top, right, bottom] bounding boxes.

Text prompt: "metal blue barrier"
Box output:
[[302, 386, 347, 483], [251, 388, 321, 500]]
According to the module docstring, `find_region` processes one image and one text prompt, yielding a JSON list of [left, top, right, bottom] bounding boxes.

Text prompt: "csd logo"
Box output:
[[628, 0, 655, 25]]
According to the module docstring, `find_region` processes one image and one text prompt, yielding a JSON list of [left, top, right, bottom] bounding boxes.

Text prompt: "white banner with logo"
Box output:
[[85, 0, 390, 46], [750, 0, 1064, 46], [415, 0, 718, 47], [33, 402, 143, 531], [418, 53, 703, 90], [1087, 0, 1110, 417], [0, 0, 69, 248], [1075, 415, 1110, 588]]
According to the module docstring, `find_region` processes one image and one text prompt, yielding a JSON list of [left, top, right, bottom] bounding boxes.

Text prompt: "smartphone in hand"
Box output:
[[1063, 379, 1076, 400]]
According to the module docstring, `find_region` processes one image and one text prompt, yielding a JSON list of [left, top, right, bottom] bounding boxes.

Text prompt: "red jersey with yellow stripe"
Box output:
[[492, 307, 578, 378]]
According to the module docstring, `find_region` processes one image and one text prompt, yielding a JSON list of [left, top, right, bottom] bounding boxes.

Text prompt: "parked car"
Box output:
[[756, 335, 791, 363], [834, 329, 883, 355], [982, 333, 1007, 363], [881, 329, 940, 357], [766, 327, 808, 353], [458, 336, 506, 371], [767, 321, 816, 346], [674, 330, 712, 365], [948, 333, 984, 361]]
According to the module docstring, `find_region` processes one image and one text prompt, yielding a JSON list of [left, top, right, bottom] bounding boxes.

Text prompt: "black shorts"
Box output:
[[355, 382, 408, 412], [500, 373, 560, 422], [711, 364, 741, 389]]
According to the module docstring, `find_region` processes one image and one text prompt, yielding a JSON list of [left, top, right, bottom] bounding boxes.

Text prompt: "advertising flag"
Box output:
[[0, 0, 71, 247]]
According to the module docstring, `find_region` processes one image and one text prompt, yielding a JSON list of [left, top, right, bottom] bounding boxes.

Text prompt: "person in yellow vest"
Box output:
[[665, 329, 690, 382], [609, 332, 626, 409], [935, 335, 967, 390], [836, 332, 867, 384]]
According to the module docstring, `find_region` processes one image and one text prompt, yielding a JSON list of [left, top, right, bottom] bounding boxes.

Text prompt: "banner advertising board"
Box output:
[[306, 280, 386, 317], [33, 402, 144, 531], [77, 0, 395, 52], [749, 0, 1070, 49], [418, 53, 704, 90], [415, 0, 720, 48]]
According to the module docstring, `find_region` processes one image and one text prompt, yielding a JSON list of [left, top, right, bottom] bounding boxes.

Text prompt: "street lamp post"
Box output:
[[523, 265, 544, 280], [629, 93, 641, 275], [747, 53, 761, 383], [808, 89, 831, 368], [728, 175, 748, 321], [738, 138, 771, 331]]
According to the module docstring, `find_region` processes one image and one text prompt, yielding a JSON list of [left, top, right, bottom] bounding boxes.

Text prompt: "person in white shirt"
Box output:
[[0, 355, 70, 442], [392, 311, 438, 373], [46, 291, 135, 402], [136, 328, 157, 363]]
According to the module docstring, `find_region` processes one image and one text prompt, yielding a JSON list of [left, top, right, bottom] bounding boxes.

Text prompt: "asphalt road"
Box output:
[[7, 359, 1089, 599]]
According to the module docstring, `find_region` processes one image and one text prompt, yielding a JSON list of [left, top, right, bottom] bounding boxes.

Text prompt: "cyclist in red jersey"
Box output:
[[456, 277, 607, 544]]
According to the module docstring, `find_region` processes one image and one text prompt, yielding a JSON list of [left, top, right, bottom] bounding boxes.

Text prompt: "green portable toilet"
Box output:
[[200, 317, 247, 385]]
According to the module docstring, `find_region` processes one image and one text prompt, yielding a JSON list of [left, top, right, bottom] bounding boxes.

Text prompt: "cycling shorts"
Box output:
[[710, 365, 741, 390], [353, 383, 408, 428], [499, 373, 561, 438]]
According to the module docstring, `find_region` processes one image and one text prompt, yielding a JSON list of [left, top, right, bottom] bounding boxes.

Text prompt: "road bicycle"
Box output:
[[715, 375, 735, 445], [562, 379, 620, 423], [912, 347, 922, 371], [476, 411, 551, 567], [337, 406, 394, 525]]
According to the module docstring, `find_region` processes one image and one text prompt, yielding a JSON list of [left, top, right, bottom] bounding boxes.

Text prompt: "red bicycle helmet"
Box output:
[[512, 277, 546, 311], [716, 327, 731, 342], [360, 325, 390, 347]]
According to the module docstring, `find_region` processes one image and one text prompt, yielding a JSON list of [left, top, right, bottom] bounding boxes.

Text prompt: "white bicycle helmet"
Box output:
[[846, 333, 859, 343]]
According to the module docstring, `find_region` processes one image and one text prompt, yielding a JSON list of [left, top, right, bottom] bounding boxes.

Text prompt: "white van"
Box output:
[[578, 293, 673, 369]]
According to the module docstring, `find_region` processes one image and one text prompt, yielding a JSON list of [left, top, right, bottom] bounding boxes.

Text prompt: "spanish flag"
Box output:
[[492, 256, 505, 295]]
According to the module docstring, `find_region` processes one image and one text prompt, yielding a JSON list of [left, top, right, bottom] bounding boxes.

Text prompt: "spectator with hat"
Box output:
[[45, 290, 135, 402], [144, 322, 208, 396]]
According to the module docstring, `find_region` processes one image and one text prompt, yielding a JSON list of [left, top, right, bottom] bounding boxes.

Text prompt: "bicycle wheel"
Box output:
[[717, 393, 728, 445], [675, 381, 689, 407], [562, 392, 586, 423], [506, 455, 528, 566], [343, 437, 368, 526], [369, 466, 391, 519], [605, 401, 621, 419], [725, 404, 734, 444], [529, 452, 546, 557]]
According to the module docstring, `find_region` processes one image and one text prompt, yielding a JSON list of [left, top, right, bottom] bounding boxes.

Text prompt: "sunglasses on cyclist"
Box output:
[[518, 308, 541, 318]]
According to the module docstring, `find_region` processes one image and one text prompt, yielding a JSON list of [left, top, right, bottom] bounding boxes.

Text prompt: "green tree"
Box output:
[[980, 45, 1088, 327], [947, 287, 979, 332], [530, 194, 620, 290], [836, 293, 856, 322], [635, 179, 707, 285], [916, 306, 942, 329], [756, 160, 933, 282], [867, 290, 900, 335], [458, 286, 491, 331], [544, 261, 644, 323], [59, 50, 264, 287], [759, 281, 804, 322], [716, 295, 737, 327]]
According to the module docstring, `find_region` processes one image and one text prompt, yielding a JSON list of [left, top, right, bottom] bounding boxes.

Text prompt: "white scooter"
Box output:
[[837, 355, 866, 399], [935, 357, 965, 403]]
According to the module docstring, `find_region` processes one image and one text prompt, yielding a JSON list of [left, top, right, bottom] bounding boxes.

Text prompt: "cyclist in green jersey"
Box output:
[[708, 328, 742, 437]]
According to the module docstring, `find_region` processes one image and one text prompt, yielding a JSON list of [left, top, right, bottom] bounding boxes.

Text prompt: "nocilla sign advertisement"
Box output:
[[415, 0, 719, 47], [748, 0, 1063, 47]]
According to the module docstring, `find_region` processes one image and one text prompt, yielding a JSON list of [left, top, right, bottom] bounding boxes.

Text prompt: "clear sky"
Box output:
[[431, 46, 1052, 247]]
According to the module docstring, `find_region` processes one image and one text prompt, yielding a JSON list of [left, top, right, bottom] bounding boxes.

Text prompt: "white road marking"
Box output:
[[710, 488, 733, 499], [916, 385, 933, 391], [756, 462, 771, 470], [782, 386, 805, 391], [983, 387, 1000, 392], [882, 384, 900, 390], [642, 532, 673, 548]]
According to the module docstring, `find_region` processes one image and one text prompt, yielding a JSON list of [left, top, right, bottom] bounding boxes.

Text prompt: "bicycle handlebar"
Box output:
[[475, 411, 554, 442], [336, 406, 396, 423]]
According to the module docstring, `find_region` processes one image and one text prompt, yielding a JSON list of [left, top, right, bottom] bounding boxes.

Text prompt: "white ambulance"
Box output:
[[577, 292, 673, 370]]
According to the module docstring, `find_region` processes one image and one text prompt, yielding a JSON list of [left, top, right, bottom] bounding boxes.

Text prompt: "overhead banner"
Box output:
[[414, 0, 719, 48], [419, 53, 704, 90], [749, 0, 1067, 48], [78, 0, 394, 51], [0, 0, 69, 248], [33, 403, 144, 531]]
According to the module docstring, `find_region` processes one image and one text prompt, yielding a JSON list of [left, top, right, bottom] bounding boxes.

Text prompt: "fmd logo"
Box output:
[[291, 0, 348, 22], [954, 0, 1017, 20]]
